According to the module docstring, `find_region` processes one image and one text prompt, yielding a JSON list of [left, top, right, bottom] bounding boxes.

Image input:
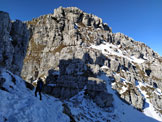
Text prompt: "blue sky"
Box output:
[[1, 0, 162, 55]]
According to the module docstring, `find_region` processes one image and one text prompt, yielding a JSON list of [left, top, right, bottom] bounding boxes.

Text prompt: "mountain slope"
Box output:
[[1, 6, 162, 122], [65, 73, 160, 122], [0, 69, 69, 122], [0, 69, 160, 122], [21, 6, 162, 115]]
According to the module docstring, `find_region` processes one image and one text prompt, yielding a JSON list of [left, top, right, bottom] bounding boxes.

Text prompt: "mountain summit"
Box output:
[[0, 7, 162, 122]]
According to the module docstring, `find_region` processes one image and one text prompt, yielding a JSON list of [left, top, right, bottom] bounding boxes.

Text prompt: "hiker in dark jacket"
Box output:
[[35, 77, 44, 100]]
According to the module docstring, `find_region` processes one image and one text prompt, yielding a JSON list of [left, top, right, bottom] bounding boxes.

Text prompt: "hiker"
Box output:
[[35, 77, 44, 100]]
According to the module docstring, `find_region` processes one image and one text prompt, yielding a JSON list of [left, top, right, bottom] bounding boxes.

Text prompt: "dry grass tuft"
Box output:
[[50, 43, 66, 54]]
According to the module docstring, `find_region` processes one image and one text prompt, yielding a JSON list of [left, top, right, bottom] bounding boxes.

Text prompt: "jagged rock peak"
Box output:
[[26, 6, 111, 32], [53, 6, 84, 15], [53, 6, 111, 31]]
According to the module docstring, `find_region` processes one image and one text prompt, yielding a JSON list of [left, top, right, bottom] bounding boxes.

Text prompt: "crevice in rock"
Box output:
[[145, 69, 152, 76]]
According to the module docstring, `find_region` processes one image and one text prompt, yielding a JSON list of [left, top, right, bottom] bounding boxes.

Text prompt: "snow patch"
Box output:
[[136, 81, 162, 121], [155, 88, 162, 96], [90, 42, 145, 64], [131, 56, 145, 63]]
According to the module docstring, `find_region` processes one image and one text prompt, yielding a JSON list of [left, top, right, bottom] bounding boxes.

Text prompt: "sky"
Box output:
[[1, 0, 162, 55]]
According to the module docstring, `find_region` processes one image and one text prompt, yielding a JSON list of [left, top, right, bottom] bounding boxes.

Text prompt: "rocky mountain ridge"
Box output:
[[20, 6, 162, 112], [0, 6, 162, 121]]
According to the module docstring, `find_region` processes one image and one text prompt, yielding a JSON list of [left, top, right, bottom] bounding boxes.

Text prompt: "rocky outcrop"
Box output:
[[151, 92, 162, 110], [44, 58, 88, 99], [0, 11, 30, 75], [21, 7, 112, 82], [19, 6, 162, 111], [112, 81, 144, 110], [43, 58, 113, 107]]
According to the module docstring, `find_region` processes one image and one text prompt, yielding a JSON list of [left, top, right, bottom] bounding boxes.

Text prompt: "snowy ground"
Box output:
[[100, 74, 160, 122], [0, 69, 161, 122], [0, 70, 69, 122], [65, 89, 113, 122], [65, 73, 160, 122]]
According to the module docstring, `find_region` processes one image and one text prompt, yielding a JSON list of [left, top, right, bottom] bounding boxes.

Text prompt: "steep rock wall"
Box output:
[[0, 11, 30, 75]]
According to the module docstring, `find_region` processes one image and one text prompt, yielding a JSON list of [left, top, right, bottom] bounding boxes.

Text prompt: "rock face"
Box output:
[[0, 11, 30, 75], [43, 58, 113, 107], [1, 6, 162, 117], [18, 7, 162, 110], [112, 81, 144, 110], [21, 7, 112, 82], [151, 92, 162, 110]]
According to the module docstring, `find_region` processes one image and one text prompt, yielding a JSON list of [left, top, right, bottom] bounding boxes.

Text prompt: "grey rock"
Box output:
[[59, 59, 87, 76], [85, 77, 113, 107], [130, 88, 144, 110], [0, 11, 30, 75], [9, 6, 161, 110], [150, 93, 162, 109], [10, 20, 30, 75], [113, 80, 144, 110], [1, 6, 162, 113], [110, 59, 120, 72]]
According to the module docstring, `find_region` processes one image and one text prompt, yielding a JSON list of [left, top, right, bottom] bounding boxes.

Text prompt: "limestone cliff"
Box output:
[[0, 6, 160, 112], [20, 7, 162, 111], [0, 11, 30, 75], [1, 7, 162, 121]]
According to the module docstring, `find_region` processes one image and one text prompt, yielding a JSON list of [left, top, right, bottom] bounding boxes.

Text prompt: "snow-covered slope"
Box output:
[[0, 69, 69, 122], [0, 69, 161, 122], [1, 7, 162, 122], [101, 74, 162, 122], [65, 73, 161, 122], [1, 41, 161, 122], [89, 41, 162, 121], [136, 81, 162, 121]]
